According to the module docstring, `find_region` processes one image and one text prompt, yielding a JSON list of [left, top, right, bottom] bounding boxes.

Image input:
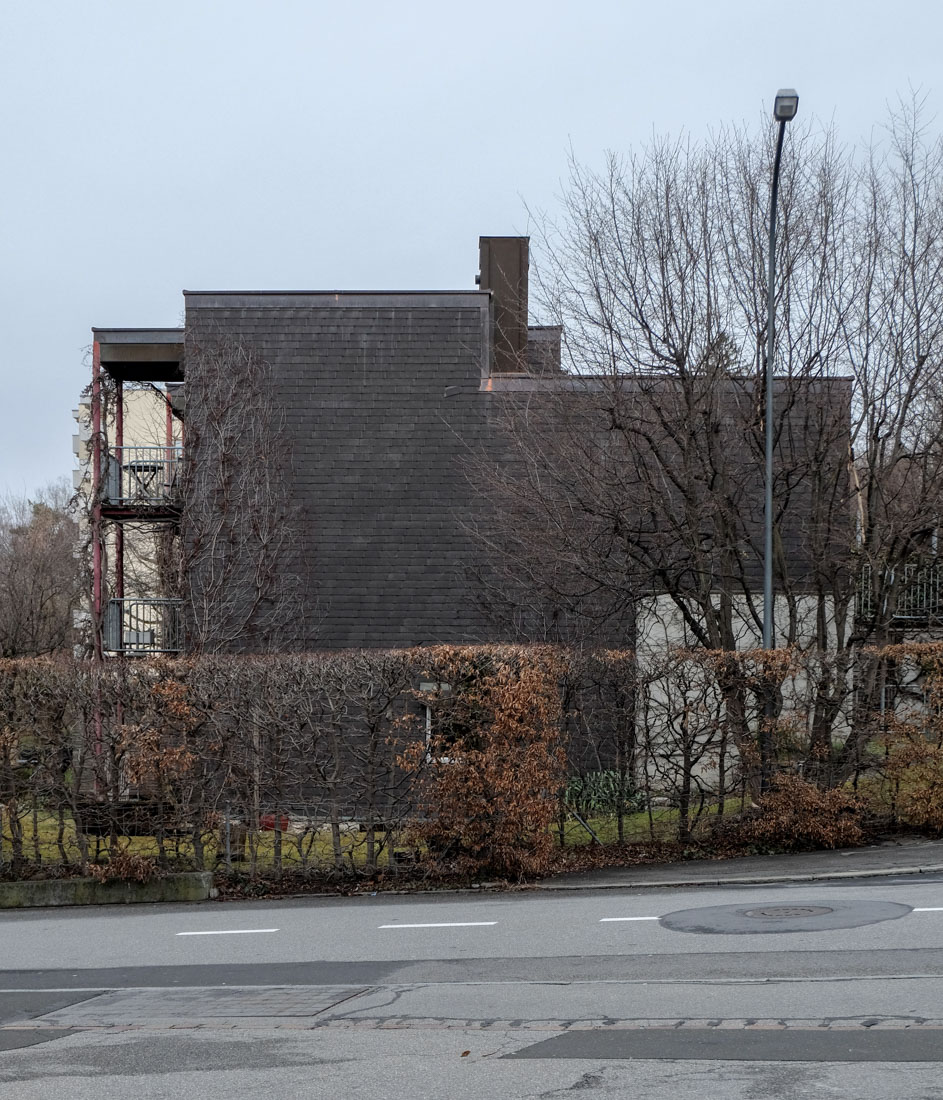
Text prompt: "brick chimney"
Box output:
[[478, 236, 529, 374]]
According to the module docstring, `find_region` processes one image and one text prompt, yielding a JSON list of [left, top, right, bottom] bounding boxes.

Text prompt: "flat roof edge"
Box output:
[[182, 289, 489, 297], [92, 328, 184, 341], [482, 373, 856, 392], [183, 290, 490, 310]]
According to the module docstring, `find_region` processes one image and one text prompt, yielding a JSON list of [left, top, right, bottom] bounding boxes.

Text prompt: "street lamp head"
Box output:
[[773, 89, 799, 122]]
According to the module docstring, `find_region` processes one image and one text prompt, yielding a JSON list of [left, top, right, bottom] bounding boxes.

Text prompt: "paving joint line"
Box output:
[[8, 1016, 943, 1033]]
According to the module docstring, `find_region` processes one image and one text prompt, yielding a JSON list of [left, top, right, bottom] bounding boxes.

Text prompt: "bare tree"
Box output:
[[174, 331, 310, 653], [470, 97, 943, 785], [0, 480, 80, 657]]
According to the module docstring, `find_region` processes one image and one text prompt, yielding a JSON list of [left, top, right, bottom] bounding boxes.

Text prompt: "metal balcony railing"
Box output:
[[104, 446, 182, 506], [857, 560, 943, 623], [104, 598, 183, 655]]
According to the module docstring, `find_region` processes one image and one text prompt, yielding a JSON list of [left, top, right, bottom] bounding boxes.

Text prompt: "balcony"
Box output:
[[104, 598, 183, 655], [103, 446, 182, 509], [857, 560, 943, 624]]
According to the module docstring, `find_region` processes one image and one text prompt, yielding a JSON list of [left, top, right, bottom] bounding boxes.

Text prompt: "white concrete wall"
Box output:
[[634, 594, 854, 799]]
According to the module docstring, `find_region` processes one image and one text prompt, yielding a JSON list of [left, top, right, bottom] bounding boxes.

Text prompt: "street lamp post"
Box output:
[[761, 88, 798, 788]]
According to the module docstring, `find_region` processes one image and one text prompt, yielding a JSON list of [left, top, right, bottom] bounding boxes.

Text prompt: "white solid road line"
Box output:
[[912, 907, 943, 911], [600, 916, 660, 922], [175, 928, 280, 936], [378, 922, 498, 929]]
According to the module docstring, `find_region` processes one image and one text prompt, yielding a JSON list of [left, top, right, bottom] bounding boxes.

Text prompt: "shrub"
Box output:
[[564, 770, 643, 819], [880, 728, 943, 834], [87, 848, 161, 885], [399, 647, 567, 878], [747, 774, 864, 851]]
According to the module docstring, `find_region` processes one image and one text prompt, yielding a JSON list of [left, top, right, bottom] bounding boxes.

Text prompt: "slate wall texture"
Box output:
[[178, 289, 850, 654], [184, 292, 496, 649]]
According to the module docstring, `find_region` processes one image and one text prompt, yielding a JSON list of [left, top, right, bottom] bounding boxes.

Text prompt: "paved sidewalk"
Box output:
[[539, 836, 943, 891]]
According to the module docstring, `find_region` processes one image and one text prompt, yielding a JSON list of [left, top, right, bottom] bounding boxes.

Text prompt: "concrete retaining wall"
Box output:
[[0, 872, 214, 909]]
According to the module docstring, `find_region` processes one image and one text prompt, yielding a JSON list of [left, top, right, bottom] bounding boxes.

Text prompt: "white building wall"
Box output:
[[635, 594, 853, 797]]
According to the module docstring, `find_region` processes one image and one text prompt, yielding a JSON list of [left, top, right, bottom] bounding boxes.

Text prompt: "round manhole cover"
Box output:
[[658, 899, 912, 935], [745, 905, 834, 919]]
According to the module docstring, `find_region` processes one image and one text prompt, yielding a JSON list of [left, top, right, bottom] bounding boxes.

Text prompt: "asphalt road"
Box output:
[[2, 875, 943, 1098]]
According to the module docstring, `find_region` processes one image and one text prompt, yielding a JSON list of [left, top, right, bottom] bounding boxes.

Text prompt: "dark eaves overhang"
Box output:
[[92, 328, 185, 383]]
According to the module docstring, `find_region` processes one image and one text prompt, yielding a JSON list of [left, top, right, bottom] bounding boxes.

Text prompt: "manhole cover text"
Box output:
[[745, 906, 834, 919]]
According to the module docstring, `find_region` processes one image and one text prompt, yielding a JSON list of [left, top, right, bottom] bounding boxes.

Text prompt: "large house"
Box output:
[[80, 237, 568, 655], [79, 234, 885, 663]]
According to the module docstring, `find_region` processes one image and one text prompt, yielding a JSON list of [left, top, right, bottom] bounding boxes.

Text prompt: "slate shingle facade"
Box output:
[[90, 236, 851, 657], [184, 291, 498, 649]]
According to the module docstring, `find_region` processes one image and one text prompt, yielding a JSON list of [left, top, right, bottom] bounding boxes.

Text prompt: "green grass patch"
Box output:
[[0, 810, 405, 874]]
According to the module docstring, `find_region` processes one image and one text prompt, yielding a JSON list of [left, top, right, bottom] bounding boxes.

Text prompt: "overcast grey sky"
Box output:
[[1, 0, 941, 497]]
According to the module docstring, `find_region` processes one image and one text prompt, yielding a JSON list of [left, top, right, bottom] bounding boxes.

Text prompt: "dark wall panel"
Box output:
[[186, 301, 495, 649]]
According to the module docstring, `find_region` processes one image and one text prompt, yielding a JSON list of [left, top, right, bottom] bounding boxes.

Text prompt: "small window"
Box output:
[[419, 681, 452, 762]]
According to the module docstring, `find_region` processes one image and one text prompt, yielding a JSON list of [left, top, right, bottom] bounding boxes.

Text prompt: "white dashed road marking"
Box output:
[[176, 929, 280, 936], [600, 916, 660, 922], [378, 922, 498, 929], [167, 904, 943, 940]]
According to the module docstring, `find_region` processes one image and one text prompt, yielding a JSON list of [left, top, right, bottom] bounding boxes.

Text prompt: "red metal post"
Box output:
[[91, 341, 103, 661], [114, 379, 124, 599], [90, 340, 104, 776]]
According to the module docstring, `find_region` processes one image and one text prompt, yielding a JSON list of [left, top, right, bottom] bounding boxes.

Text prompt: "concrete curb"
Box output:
[[0, 872, 215, 909], [263, 861, 943, 901], [536, 863, 943, 892]]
